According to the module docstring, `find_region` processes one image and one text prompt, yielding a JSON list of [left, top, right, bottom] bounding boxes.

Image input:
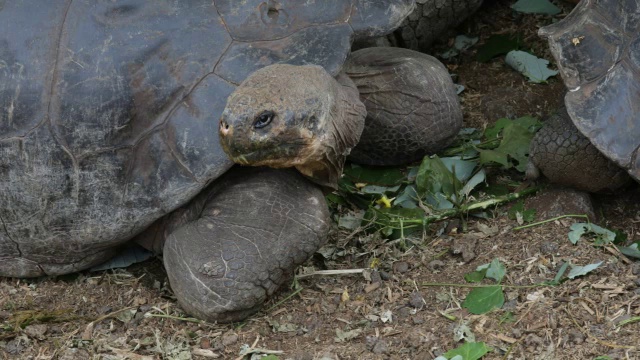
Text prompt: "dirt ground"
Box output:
[[2, 1, 640, 359]]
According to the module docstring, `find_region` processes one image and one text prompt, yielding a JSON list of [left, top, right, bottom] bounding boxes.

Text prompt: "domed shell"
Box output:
[[0, 0, 414, 277], [539, 0, 640, 182]]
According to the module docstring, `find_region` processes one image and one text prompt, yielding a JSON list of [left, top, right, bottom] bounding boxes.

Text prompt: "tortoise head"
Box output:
[[219, 64, 366, 189]]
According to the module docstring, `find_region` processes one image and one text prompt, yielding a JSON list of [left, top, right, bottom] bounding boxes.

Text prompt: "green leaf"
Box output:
[[461, 169, 486, 198], [612, 229, 628, 245], [618, 243, 640, 259], [464, 268, 488, 283], [505, 50, 558, 83], [567, 261, 603, 279], [478, 149, 510, 168], [416, 156, 461, 199], [508, 200, 536, 223], [568, 223, 616, 245], [483, 118, 512, 140], [453, 323, 476, 342], [511, 0, 561, 15], [343, 164, 405, 186], [425, 192, 455, 210], [394, 185, 419, 209], [480, 116, 542, 172], [337, 213, 363, 230], [440, 35, 479, 59], [262, 356, 280, 360], [463, 286, 505, 314], [550, 262, 569, 285], [444, 342, 491, 360], [441, 157, 478, 183], [335, 328, 363, 343], [486, 259, 506, 283], [476, 34, 523, 62]]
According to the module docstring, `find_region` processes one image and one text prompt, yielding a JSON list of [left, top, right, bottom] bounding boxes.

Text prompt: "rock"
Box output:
[[540, 242, 559, 255], [568, 329, 585, 344], [392, 261, 410, 274], [370, 271, 382, 283], [58, 348, 91, 360], [365, 335, 378, 350], [24, 324, 47, 340], [221, 332, 238, 347], [428, 260, 445, 270], [409, 291, 426, 309], [451, 235, 478, 262], [525, 187, 597, 222], [372, 338, 389, 354], [380, 271, 392, 281]]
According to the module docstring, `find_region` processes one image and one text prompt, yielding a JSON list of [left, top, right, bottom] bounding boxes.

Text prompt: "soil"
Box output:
[[2, 1, 640, 359]]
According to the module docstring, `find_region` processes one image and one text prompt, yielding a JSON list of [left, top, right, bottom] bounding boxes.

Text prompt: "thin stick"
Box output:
[[421, 282, 548, 289], [513, 214, 589, 230], [296, 269, 365, 279], [143, 313, 206, 324]]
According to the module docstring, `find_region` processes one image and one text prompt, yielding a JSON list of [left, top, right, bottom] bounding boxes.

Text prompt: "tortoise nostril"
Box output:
[[220, 119, 231, 135]]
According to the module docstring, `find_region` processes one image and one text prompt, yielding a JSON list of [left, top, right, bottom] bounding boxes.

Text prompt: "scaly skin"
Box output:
[[527, 107, 631, 193], [163, 167, 330, 323], [393, 0, 484, 51]]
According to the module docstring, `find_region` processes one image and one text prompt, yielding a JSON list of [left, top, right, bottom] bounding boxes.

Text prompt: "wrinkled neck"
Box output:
[[295, 72, 366, 190]]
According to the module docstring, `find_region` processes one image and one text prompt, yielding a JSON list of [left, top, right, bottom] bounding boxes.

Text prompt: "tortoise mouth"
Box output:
[[227, 142, 317, 168]]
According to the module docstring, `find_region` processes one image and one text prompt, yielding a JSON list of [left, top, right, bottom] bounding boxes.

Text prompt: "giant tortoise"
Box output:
[[0, 1, 463, 322], [528, 0, 640, 193]]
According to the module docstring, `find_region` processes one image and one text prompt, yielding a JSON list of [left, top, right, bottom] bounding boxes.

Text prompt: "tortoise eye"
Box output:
[[254, 111, 274, 129]]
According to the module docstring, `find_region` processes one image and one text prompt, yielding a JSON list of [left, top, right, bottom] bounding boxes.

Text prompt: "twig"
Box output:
[[296, 269, 365, 279], [143, 313, 206, 324], [513, 214, 589, 231], [422, 282, 547, 289]]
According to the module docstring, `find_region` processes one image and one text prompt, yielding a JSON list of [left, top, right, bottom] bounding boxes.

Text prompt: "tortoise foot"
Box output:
[[163, 167, 330, 323]]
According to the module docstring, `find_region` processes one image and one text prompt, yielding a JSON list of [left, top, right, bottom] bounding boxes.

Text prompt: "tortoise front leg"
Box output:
[[163, 166, 330, 323], [527, 106, 631, 193]]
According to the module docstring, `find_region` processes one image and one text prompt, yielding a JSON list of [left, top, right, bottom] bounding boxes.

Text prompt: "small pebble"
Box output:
[[24, 324, 47, 340], [632, 263, 640, 275], [539, 242, 558, 254], [412, 316, 425, 325], [524, 334, 542, 346], [370, 271, 382, 283], [568, 329, 585, 345], [392, 261, 409, 274], [511, 328, 522, 338], [372, 339, 389, 354], [221, 332, 238, 346], [408, 291, 425, 308], [365, 335, 378, 350], [380, 271, 391, 280], [428, 260, 445, 270]]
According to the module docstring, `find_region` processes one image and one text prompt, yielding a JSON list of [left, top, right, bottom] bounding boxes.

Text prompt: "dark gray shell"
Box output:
[[0, 0, 414, 277], [539, 0, 640, 182]]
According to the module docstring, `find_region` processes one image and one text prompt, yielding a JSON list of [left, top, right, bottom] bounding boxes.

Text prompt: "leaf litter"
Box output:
[[3, 2, 640, 359]]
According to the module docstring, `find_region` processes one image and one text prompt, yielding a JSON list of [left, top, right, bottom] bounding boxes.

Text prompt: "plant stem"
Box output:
[[421, 186, 540, 224], [422, 282, 547, 289], [144, 313, 205, 324], [513, 214, 590, 230]]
